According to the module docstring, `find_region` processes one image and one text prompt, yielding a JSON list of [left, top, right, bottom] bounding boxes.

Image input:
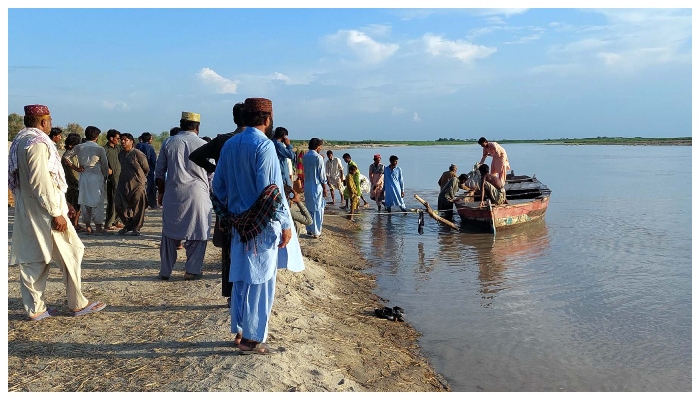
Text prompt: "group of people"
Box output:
[[436, 137, 511, 220], [62, 127, 158, 236], [8, 100, 512, 356]]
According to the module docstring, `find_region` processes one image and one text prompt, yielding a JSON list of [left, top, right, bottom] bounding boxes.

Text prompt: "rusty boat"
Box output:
[[454, 171, 551, 232]]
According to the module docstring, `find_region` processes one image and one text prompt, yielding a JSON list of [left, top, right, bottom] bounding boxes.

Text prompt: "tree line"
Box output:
[[8, 113, 173, 151]]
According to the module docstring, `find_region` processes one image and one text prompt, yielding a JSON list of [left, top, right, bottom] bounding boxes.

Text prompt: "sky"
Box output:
[[3, 2, 695, 141]]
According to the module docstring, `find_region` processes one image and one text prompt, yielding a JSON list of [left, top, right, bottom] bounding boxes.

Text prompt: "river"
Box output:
[[334, 143, 691, 391]]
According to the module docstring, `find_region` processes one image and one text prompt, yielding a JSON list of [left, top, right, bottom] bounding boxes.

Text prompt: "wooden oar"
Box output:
[[413, 195, 459, 230], [487, 199, 497, 237]]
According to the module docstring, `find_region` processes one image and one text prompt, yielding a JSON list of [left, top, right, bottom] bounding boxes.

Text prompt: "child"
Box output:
[[344, 164, 360, 220]]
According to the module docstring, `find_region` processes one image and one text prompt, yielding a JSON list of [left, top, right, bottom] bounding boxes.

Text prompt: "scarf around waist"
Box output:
[[211, 184, 283, 243]]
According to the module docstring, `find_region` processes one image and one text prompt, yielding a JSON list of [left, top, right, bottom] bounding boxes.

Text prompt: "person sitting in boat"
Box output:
[[438, 173, 469, 221], [478, 164, 508, 207]]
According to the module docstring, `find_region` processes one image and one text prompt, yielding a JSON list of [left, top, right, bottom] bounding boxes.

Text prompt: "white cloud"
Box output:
[[413, 112, 421, 122], [323, 29, 399, 65], [102, 100, 128, 110], [598, 52, 623, 66], [361, 23, 392, 37], [485, 16, 507, 25], [196, 68, 239, 94], [423, 34, 497, 63], [540, 9, 690, 73], [391, 106, 406, 116], [503, 33, 543, 45], [471, 8, 528, 18]]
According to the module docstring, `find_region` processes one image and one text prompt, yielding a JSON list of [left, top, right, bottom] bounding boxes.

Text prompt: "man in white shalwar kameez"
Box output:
[[66, 125, 110, 234], [212, 97, 304, 355], [8, 104, 106, 321]]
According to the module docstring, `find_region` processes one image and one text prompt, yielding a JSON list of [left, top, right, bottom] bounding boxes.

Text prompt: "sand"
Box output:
[[6, 206, 450, 392]]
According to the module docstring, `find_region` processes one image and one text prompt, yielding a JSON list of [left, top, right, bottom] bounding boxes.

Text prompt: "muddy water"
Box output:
[[339, 144, 691, 391]]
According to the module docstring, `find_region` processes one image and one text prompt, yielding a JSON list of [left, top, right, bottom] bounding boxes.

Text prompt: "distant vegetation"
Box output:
[[314, 137, 692, 147], [8, 113, 691, 150]]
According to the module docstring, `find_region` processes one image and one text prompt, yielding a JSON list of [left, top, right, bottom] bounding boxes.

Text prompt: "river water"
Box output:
[[335, 144, 691, 391]]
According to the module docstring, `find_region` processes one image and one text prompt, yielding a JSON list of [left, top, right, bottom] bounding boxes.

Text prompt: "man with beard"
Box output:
[[135, 132, 158, 210], [104, 129, 124, 231], [212, 97, 304, 354], [8, 104, 106, 321], [116, 133, 149, 236], [155, 112, 212, 281], [189, 102, 245, 307]]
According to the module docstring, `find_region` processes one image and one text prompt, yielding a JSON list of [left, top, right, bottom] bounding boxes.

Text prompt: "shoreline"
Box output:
[[6, 206, 449, 392]]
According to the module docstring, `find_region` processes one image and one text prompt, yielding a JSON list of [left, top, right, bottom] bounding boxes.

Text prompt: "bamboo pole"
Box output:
[[413, 195, 459, 230]]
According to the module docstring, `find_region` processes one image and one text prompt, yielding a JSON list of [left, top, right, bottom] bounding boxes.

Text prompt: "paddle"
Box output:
[[487, 199, 496, 237]]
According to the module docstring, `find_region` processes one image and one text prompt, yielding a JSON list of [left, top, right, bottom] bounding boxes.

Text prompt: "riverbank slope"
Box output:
[[6, 207, 449, 392]]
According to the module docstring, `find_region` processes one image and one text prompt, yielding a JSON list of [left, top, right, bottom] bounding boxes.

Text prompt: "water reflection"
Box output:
[[437, 218, 550, 307]]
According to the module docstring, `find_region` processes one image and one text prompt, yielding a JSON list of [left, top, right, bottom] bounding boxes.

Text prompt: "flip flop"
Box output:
[[239, 342, 280, 355], [72, 301, 106, 317], [29, 308, 58, 321]]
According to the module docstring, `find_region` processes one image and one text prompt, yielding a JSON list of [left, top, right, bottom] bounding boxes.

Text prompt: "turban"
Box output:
[[181, 111, 200, 122], [244, 98, 273, 113], [24, 104, 50, 116], [373, 154, 381, 159]]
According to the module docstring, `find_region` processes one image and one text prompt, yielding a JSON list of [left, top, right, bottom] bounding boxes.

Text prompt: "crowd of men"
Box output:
[[8, 100, 510, 354]]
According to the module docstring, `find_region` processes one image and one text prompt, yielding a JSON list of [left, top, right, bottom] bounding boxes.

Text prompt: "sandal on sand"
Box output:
[[29, 308, 58, 321], [234, 332, 242, 346], [72, 301, 106, 317], [239, 340, 280, 355]]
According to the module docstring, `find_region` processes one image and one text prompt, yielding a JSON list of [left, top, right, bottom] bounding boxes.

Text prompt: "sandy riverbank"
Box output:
[[6, 206, 449, 392]]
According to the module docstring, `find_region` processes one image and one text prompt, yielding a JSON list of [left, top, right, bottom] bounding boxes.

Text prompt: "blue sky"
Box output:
[[4, 3, 694, 141]]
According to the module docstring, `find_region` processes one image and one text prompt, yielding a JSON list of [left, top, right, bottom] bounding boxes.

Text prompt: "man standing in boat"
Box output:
[[478, 137, 510, 185], [478, 164, 508, 207]]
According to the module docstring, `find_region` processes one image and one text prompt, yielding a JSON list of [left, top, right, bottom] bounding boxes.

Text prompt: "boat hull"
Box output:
[[455, 196, 550, 230], [454, 173, 551, 231]]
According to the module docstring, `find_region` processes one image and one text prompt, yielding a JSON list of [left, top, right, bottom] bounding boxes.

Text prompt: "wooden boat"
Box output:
[[454, 171, 551, 231]]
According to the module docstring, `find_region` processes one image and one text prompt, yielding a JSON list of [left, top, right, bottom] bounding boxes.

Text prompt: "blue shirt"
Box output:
[[212, 127, 301, 284], [273, 140, 295, 187], [135, 142, 156, 178]]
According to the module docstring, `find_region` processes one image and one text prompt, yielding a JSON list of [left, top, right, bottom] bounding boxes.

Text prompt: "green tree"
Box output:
[[64, 122, 84, 137], [8, 113, 24, 141]]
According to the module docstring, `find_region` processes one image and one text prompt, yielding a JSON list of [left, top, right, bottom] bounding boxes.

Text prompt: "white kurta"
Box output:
[[9, 139, 84, 265], [72, 141, 109, 208]]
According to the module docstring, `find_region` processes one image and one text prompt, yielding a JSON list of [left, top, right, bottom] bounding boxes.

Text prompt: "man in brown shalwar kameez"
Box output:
[[115, 133, 150, 236]]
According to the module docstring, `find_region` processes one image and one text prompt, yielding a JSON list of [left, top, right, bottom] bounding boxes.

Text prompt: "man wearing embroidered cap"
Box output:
[[155, 111, 212, 281], [212, 97, 304, 354], [8, 105, 106, 321]]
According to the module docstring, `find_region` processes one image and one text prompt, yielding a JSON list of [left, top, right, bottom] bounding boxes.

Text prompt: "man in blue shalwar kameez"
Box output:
[[383, 155, 407, 212], [212, 97, 304, 355], [303, 138, 328, 238]]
